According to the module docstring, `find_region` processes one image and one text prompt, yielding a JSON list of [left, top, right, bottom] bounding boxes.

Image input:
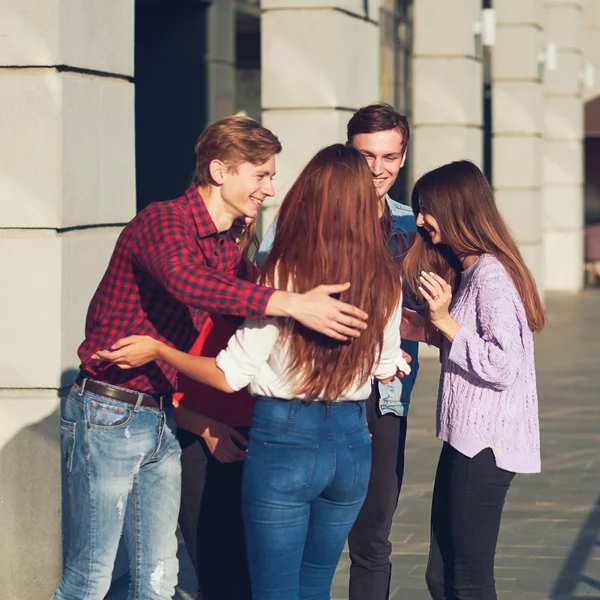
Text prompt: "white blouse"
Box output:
[[215, 293, 411, 402]]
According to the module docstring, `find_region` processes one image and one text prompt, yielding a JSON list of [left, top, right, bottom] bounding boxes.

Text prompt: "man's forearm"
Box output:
[[265, 290, 296, 319]]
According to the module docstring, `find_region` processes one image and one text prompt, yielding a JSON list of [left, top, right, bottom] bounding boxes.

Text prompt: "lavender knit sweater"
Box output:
[[438, 254, 541, 474]]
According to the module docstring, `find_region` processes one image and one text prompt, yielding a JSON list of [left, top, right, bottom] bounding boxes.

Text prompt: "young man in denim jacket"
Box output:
[[258, 104, 418, 600]]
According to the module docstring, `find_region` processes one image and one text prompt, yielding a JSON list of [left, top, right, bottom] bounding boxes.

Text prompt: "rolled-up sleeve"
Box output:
[[215, 318, 280, 390], [373, 295, 411, 379]]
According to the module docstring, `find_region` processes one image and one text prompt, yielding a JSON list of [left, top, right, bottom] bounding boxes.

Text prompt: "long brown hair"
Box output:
[[262, 144, 402, 401], [403, 160, 546, 334], [235, 218, 259, 280]]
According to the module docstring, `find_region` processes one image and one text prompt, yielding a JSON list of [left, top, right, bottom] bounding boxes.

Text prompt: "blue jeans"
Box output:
[[52, 381, 182, 600], [243, 397, 372, 600]]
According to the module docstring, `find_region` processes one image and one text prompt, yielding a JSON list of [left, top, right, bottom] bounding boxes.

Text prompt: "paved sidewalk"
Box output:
[[109, 290, 600, 600], [330, 290, 600, 600]]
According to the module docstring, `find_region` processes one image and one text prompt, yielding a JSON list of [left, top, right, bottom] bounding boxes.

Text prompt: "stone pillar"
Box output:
[[543, 0, 585, 290], [412, 0, 483, 180], [260, 1, 380, 233], [492, 1, 545, 290], [584, 1, 600, 103], [584, 2, 600, 231], [0, 1, 135, 597], [206, 0, 236, 122]]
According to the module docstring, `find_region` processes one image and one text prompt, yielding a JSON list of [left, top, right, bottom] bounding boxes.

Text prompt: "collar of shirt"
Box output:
[[185, 184, 219, 239], [385, 193, 416, 242]]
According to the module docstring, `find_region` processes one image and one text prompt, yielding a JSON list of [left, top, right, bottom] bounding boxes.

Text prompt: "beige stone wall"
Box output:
[[493, 0, 545, 290], [584, 0, 600, 103], [412, 0, 483, 179], [543, 0, 585, 291], [260, 0, 380, 231], [0, 0, 135, 596]]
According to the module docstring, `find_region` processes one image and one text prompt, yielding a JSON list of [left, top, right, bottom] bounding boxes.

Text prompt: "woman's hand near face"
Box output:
[[418, 272, 461, 342]]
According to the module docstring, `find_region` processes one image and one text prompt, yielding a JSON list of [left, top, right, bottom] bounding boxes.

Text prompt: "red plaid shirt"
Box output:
[[78, 185, 274, 394]]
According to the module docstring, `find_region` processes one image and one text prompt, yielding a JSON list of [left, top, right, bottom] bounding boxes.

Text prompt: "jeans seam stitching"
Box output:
[[133, 476, 140, 599]]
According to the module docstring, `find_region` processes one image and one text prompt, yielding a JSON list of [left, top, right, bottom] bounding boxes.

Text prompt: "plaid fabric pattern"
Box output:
[[78, 185, 274, 394]]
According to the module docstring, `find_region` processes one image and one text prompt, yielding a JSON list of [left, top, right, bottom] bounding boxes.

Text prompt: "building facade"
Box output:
[[0, 1, 598, 596]]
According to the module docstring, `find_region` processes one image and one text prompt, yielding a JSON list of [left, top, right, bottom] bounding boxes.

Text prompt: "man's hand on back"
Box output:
[[267, 282, 368, 341]]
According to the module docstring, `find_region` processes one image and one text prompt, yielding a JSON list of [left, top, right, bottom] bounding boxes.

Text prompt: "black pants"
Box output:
[[348, 387, 408, 600], [425, 443, 515, 600], [177, 427, 252, 600]]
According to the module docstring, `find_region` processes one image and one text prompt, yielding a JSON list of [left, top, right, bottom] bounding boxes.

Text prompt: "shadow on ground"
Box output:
[[550, 493, 600, 599]]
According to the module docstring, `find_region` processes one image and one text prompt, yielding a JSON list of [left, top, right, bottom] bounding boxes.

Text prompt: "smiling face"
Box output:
[[351, 129, 406, 200], [415, 202, 444, 245], [220, 157, 276, 221]]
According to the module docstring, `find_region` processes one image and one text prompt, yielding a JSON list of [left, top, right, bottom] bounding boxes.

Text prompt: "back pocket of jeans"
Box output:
[[349, 442, 372, 491], [88, 398, 132, 429], [259, 441, 319, 494]]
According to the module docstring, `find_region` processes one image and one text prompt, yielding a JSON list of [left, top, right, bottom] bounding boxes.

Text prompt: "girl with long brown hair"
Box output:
[[401, 160, 544, 600], [95, 144, 411, 600]]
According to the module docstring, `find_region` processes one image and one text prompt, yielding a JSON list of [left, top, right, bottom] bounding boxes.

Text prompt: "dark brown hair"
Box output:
[[262, 144, 402, 401], [402, 160, 546, 334], [193, 116, 282, 187], [347, 103, 410, 154]]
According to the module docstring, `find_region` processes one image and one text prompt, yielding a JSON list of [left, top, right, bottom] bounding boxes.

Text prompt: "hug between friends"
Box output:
[[53, 104, 543, 600]]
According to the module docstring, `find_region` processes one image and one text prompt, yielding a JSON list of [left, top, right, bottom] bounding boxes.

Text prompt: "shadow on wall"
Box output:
[[0, 403, 62, 599], [0, 369, 129, 600]]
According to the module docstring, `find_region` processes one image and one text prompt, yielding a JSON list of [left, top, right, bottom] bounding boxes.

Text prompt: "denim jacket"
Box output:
[[378, 195, 419, 417], [257, 194, 419, 417]]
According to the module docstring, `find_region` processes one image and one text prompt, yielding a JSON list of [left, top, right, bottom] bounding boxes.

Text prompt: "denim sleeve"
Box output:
[[257, 219, 277, 269], [399, 339, 419, 401]]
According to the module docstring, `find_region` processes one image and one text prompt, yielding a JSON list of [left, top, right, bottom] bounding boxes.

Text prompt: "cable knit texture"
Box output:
[[438, 254, 541, 474]]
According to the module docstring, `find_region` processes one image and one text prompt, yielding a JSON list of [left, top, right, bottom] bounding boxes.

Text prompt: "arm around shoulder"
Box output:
[[131, 209, 274, 319]]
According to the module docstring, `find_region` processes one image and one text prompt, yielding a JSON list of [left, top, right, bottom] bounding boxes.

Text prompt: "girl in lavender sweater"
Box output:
[[402, 161, 546, 600]]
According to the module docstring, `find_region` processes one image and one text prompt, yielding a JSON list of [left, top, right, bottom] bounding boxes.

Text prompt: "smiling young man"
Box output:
[[259, 103, 419, 600], [52, 116, 368, 600], [345, 104, 419, 600]]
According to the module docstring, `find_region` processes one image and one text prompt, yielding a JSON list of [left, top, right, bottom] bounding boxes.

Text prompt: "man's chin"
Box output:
[[244, 205, 261, 220], [374, 184, 390, 199]]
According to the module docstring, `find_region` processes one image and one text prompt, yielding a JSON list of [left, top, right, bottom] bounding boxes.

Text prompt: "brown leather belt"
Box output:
[[75, 374, 173, 411]]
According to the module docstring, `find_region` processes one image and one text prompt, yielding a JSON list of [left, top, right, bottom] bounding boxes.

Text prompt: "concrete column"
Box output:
[[584, 2, 600, 229], [412, 0, 483, 179], [492, 1, 545, 291], [584, 1, 600, 103], [543, 0, 585, 290], [260, 0, 380, 232], [0, 1, 135, 597], [206, 0, 236, 122]]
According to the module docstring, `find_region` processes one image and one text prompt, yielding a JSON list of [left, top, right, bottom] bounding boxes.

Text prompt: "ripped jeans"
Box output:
[[52, 382, 181, 600]]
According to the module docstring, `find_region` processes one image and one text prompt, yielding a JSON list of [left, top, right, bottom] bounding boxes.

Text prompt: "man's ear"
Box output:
[[208, 159, 226, 185], [399, 149, 408, 169]]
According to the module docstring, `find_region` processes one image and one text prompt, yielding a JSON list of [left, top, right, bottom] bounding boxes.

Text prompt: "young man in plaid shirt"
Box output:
[[52, 116, 368, 600]]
